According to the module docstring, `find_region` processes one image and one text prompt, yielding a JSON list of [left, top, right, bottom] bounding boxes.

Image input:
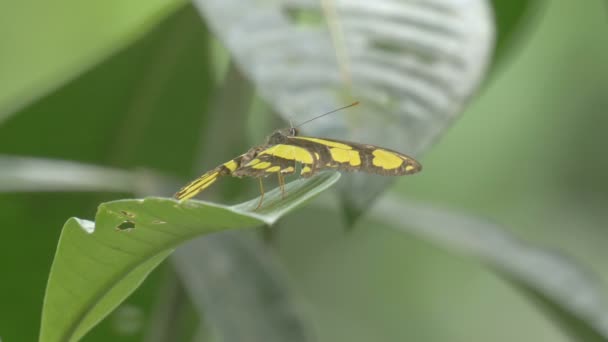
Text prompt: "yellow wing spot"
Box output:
[[266, 166, 281, 172], [350, 150, 361, 166], [329, 148, 361, 166], [246, 158, 261, 166], [260, 145, 314, 164], [294, 137, 352, 150], [330, 148, 349, 163], [281, 166, 295, 173], [405, 164, 417, 172], [301, 166, 312, 174], [253, 161, 271, 169], [223, 160, 238, 172], [372, 149, 404, 169]]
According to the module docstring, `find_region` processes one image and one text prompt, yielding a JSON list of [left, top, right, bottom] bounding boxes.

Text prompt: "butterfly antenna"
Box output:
[[294, 101, 359, 128]]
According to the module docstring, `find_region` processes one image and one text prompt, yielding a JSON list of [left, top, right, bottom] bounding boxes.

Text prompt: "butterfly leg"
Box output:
[[278, 173, 285, 199], [255, 177, 265, 210]]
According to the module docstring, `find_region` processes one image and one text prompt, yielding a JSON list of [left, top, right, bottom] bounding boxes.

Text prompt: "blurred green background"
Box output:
[[1, 1, 607, 341]]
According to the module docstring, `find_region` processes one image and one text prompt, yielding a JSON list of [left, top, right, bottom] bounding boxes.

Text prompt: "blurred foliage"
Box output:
[[0, 5, 213, 342], [1, 1, 608, 342], [0, 0, 185, 120], [490, 0, 545, 67]]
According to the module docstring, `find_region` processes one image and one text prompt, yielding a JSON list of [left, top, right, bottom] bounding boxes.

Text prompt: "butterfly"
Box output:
[[174, 103, 422, 208]]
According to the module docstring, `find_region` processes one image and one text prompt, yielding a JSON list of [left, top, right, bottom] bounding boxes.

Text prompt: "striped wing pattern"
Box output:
[[174, 135, 421, 200], [174, 157, 241, 200], [287, 137, 421, 176], [232, 153, 296, 178]]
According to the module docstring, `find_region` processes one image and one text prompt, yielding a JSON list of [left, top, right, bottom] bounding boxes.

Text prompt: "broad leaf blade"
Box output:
[[194, 0, 494, 220], [40, 172, 339, 342], [370, 195, 608, 341]]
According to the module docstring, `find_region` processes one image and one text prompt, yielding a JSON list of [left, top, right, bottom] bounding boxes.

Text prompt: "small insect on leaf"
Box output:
[[174, 102, 421, 208]]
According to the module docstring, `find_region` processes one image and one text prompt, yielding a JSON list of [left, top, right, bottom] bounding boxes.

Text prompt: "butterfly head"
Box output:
[[266, 127, 299, 144], [265, 102, 357, 144]]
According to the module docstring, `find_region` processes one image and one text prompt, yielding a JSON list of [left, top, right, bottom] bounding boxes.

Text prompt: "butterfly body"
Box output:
[[174, 127, 421, 203]]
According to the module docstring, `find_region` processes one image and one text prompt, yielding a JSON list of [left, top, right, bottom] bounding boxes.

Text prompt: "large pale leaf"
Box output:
[[40, 172, 339, 342], [194, 0, 494, 217]]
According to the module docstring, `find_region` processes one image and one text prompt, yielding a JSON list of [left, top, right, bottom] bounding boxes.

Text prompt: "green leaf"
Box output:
[[367, 195, 608, 342], [173, 233, 316, 342], [40, 172, 340, 342]]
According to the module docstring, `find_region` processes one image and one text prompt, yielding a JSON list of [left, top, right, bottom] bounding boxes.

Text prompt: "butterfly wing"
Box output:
[[287, 136, 422, 176], [175, 135, 421, 201]]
